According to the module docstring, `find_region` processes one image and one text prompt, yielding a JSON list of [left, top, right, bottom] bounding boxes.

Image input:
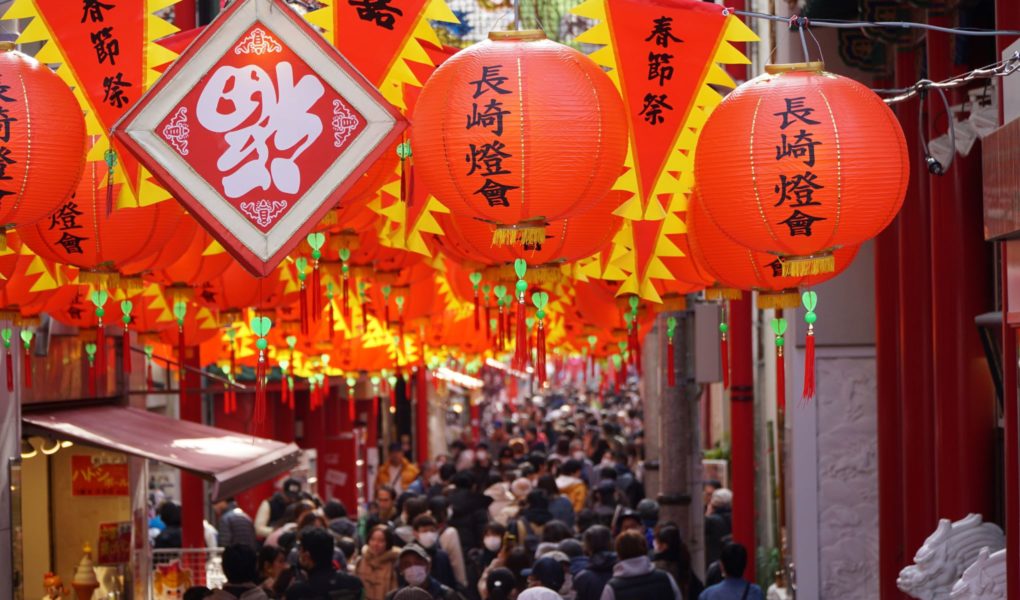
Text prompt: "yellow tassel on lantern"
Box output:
[[119, 276, 145, 293], [78, 270, 119, 287], [656, 294, 687, 312], [705, 287, 742, 301], [756, 291, 802, 310], [491, 221, 547, 247], [781, 253, 836, 277]]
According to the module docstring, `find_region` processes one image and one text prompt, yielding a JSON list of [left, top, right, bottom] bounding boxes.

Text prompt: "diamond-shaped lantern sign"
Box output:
[[113, 0, 406, 276]]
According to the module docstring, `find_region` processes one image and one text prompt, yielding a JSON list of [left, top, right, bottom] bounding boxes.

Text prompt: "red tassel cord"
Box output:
[[667, 339, 676, 387], [496, 306, 505, 352], [777, 344, 786, 412], [537, 322, 547, 386], [146, 358, 154, 392], [23, 346, 31, 389], [312, 264, 322, 318], [474, 290, 480, 331], [513, 295, 527, 371], [485, 304, 492, 340], [122, 327, 132, 374], [631, 327, 642, 376], [179, 326, 186, 408], [361, 300, 368, 333], [288, 378, 295, 410], [299, 285, 309, 335], [328, 298, 336, 336], [96, 320, 106, 376], [5, 348, 11, 392], [506, 305, 514, 351], [342, 274, 351, 319], [88, 362, 96, 396], [803, 328, 816, 401], [384, 304, 391, 331], [254, 351, 267, 424]]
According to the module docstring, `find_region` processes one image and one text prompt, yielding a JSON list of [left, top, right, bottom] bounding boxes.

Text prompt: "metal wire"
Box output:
[[874, 51, 1020, 104], [728, 8, 1020, 37]]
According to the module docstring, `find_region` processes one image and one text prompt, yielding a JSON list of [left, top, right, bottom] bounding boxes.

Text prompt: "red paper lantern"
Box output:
[[18, 159, 184, 284], [0, 45, 87, 228], [687, 191, 859, 308], [412, 31, 628, 245], [694, 62, 908, 275]]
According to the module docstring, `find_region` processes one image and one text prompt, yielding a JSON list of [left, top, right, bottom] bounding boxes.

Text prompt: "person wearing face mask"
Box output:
[[473, 522, 508, 599], [412, 514, 459, 591], [385, 545, 467, 600], [429, 496, 467, 590]]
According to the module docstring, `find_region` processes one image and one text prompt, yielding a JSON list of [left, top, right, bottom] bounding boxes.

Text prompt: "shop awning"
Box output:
[[23, 405, 302, 500]]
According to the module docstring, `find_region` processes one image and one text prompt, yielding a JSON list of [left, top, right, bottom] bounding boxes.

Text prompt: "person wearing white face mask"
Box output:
[[472, 522, 508, 599], [385, 545, 466, 600], [411, 514, 459, 591]]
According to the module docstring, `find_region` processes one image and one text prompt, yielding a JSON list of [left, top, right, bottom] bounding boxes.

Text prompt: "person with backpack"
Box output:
[[598, 531, 680, 600], [698, 543, 763, 600]]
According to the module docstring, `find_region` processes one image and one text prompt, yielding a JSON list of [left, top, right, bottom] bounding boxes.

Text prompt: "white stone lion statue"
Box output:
[[949, 547, 1006, 600], [897, 513, 1005, 600]]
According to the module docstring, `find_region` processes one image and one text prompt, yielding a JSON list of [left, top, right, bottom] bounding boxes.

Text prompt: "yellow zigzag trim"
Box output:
[[3, 0, 180, 207], [611, 195, 686, 303], [305, 0, 458, 110]]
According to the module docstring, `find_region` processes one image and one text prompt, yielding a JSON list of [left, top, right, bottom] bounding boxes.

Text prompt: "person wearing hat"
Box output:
[[377, 442, 421, 496], [385, 545, 467, 600], [520, 555, 566, 600], [255, 478, 303, 539]]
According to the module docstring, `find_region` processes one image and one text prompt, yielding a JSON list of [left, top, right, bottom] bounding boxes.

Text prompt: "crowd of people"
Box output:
[[175, 394, 762, 600]]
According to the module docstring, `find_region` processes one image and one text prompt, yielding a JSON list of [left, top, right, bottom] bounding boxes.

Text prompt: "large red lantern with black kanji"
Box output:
[[694, 62, 908, 276], [412, 31, 628, 246], [687, 191, 858, 308], [0, 45, 87, 228]]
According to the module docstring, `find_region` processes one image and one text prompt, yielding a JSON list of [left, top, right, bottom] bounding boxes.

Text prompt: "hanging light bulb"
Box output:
[[40, 438, 61, 455], [20, 438, 36, 459]]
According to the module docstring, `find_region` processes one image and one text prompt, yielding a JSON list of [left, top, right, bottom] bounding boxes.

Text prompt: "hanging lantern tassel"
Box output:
[[470, 272, 482, 331], [493, 286, 507, 351], [532, 291, 549, 385], [719, 302, 730, 389], [627, 297, 641, 375], [307, 233, 325, 318], [340, 249, 352, 319], [120, 300, 133, 376], [483, 285, 492, 340], [296, 258, 309, 335], [91, 290, 109, 376], [173, 301, 187, 404], [21, 330, 33, 389], [104, 148, 117, 216], [512, 260, 528, 371], [279, 364, 289, 407], [395, 296, 405, 342], [802, 291, 818, 401], [1, 328, 11, 392], [382, 285, 392, 330], [666, 317, 677, 388], [145, 346, 154, 392], [250, 315, 273, 424], [288, 376, 295, 410], [85, 343, 97, 396], [588, 336, 597, 379], [772, 314, 788, 410]]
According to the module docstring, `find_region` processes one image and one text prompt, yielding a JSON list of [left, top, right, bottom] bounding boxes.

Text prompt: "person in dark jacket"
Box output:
[[284, 528, 364, 600], [703, 489, 733, 571], [448, 472, 493, 554], [385, 545, 467, 600], [154, 502, 183, 549], [598, 531, 680, 600], [653, 524, 703, 600], [214, 498, 258, 551], [573, 526, 616, 600]]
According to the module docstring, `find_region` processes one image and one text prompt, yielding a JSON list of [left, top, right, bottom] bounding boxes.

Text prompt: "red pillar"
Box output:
[[1002, 242, 1019, 600], [995, 5, 1020, 597], [875, 175, 904, 597], [729, 293, 755, 578], [179, 345, 204, 548], [892, 45, 937, 574], [927, 15, 996, 522]]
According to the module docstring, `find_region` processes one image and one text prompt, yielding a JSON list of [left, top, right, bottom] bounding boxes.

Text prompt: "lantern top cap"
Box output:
[[764, 61, 826, 75], [488, 30, 547, 42]]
